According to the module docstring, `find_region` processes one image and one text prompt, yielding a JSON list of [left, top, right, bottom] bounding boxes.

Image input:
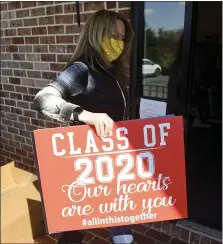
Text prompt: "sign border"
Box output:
[[32, 116, 186, 233], [31, 132, 49, 234]]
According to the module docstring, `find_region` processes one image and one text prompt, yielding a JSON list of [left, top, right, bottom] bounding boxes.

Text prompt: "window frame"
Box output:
[[130, 2, 197, 122]]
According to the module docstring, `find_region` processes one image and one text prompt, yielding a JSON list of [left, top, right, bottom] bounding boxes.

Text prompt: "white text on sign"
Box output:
[[52, 123, 170, 156]]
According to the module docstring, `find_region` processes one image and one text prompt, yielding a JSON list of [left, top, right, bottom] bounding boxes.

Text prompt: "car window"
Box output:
[[143, 60, 150, 65], [143, 60, 154, 65], [147, 60, 154, 65]]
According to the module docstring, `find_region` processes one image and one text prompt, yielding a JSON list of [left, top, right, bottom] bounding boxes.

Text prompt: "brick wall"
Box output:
[[1, 2, 221, 244], [0, 1, 130, 173]]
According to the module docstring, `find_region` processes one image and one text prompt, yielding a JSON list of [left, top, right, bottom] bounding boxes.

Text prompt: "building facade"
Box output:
[[0, 1, 222, 244]]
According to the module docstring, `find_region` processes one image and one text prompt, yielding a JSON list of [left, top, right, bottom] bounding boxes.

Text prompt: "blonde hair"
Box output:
[[62, 9, 134, 87]]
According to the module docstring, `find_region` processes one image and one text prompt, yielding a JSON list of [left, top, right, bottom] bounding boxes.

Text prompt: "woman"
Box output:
[[33, 9, 135, 244]]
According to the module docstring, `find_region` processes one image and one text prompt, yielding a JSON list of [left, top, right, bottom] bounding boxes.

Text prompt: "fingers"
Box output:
[[93, 113, 114, 138], [99, 123, 105, 138], [103, 115, 114, 138], [107, 118, 114, 136], [104, 120, 110, 137], [109, 118, 114, 132], [95, 124, 101, 138]]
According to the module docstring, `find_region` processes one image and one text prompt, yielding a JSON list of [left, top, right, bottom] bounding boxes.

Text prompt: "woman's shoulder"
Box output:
[[67, 60, 89, 74], [58, 60, 89, 84]]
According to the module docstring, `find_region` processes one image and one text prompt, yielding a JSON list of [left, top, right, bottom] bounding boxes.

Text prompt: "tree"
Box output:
[[144, 26, 183, 74]]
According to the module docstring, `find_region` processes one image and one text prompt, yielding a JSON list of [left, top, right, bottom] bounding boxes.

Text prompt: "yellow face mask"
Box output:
[[101, 39, 124, 62]]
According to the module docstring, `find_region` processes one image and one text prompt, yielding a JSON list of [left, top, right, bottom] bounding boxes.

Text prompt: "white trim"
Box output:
[[62, 147, 163, 159], [177, 219, 222, 242], [116, 2, 118, 12]]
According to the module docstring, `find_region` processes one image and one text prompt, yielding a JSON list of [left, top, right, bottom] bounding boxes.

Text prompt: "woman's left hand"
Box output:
[[78, 110, 114, 138]]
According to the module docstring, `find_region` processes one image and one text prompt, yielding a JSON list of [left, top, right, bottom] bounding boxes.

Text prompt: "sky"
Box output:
[[144, 2, 185, 31]]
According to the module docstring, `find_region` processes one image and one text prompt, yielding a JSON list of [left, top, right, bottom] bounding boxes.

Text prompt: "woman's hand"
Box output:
[[78, 110, 114, 138]]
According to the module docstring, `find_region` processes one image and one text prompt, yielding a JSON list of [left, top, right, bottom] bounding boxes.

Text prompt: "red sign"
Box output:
[[33, 116, 187, 234]]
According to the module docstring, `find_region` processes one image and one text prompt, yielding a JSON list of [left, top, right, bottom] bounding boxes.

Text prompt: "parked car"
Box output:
[[142, 59, 162, 77]]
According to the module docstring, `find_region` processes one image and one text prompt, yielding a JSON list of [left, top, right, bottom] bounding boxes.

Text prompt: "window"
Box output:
[[142, 2, 186, 107], [143, 59, 154, 65]]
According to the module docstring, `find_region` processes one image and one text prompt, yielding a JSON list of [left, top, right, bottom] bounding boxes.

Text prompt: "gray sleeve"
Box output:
[[33, 62, 88, 124]]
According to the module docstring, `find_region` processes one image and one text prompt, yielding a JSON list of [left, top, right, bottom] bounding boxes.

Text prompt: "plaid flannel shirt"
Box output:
[[33, 62, 89, 124]]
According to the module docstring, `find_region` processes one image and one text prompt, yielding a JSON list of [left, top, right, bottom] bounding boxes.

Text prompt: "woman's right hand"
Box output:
[[78, 110, 114, 138]]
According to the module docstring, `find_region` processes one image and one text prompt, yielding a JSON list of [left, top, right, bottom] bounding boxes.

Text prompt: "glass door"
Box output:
[[130, 1, 222, 230], [185, 2, 222, 230], [130, 1, 193, 119], [143, 1, 185, 107]]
